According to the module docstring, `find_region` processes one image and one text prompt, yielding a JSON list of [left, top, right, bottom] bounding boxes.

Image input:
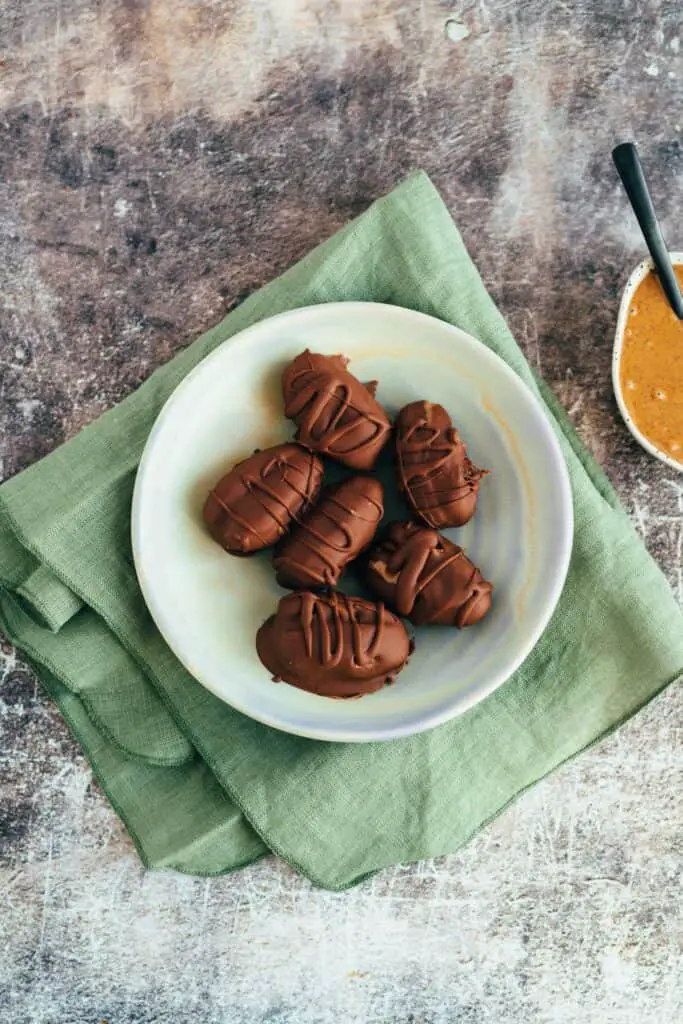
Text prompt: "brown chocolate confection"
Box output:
[[203, 444, 323, 555], [367, 522, 492, 628], [396, 400, 487, 528], [273, 476, 384, 589], [256, 590, 411, 698], [282, 350, 392, 471]]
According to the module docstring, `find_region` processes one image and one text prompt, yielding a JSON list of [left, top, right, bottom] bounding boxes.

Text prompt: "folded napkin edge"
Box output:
[[39, 668, 272, 876]]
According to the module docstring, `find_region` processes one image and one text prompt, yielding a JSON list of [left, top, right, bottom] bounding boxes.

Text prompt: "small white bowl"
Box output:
[[613, 253, 683, 473]]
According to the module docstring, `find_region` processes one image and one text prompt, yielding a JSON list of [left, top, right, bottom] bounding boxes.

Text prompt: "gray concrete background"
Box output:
[[1, 2, 682, 1021]]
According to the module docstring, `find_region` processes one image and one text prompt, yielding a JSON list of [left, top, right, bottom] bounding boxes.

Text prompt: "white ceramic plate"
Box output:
[[132, 303, 573, 742], [613, 253, 683, 473]]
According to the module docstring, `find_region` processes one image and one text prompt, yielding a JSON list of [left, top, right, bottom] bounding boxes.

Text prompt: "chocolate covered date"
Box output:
[[282, 350, 391, 471], [396, 401, 486, 528], [203, 443, 323, 555], [256, 590, 411, 698], [367, 521, 492, 628], [273, 476, 384, 589]]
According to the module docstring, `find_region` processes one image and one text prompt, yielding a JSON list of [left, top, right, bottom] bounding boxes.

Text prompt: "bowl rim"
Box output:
[[132, 301, 575, 742], [612, 253, 683, 474]]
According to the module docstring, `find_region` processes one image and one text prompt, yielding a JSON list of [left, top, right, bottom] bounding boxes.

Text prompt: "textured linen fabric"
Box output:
[[1, 172, 682, 890]]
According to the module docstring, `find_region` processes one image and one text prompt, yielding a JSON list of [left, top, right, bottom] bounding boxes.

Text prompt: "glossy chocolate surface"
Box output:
[[256, 590, 411, 698], [203, 443, 323, 555], [367, 521, 492, 628], [282, 350, 391, 470], [273, 475, 384, 588], [396, 401, 486, 528]]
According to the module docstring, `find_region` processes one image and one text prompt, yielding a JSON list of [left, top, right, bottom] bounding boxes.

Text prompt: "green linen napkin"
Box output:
[[1, 171, 682, 890]]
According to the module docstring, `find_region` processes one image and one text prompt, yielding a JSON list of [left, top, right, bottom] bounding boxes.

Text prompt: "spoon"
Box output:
[[612, 142, 683, 318]]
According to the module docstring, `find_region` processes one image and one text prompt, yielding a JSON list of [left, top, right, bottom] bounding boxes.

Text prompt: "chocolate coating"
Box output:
[[367, 522, 493, 628], [282, 350, 392, 470], [256, 590, 411, 698], [396, 401, 487, 528], [273, 476, 384, 589], [203, 444, 323, 555]]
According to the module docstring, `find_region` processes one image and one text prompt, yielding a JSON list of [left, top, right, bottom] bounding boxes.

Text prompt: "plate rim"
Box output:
[[132, 301, 574, 742]]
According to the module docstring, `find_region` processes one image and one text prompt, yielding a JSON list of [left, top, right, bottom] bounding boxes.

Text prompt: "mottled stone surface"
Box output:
[[1, 2, 682, 1022]]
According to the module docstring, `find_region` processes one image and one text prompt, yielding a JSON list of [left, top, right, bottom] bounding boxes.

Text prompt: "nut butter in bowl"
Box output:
[[613, 254, 683, 471]]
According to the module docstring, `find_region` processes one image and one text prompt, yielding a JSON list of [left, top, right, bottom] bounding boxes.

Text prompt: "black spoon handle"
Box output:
[[612, 142, 683, 319]]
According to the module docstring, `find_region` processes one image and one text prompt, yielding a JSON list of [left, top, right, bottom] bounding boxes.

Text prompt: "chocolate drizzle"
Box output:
[[282, 350, 392, 470], [300, 591, 383, 668], [273, 476, 384, 588], [255, 590, 411, 698], [203, 443, 324, 555], [367, 522, 493, 628], [396, 401, 487, 528]]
